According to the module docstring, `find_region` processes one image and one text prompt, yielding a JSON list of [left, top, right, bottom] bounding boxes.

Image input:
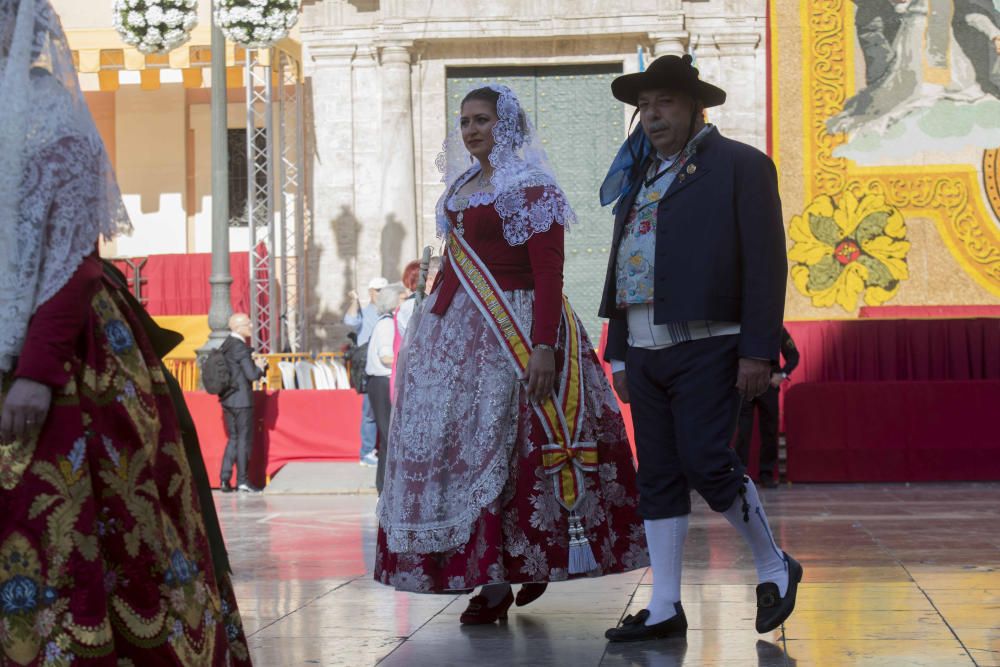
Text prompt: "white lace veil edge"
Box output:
[[434, 83, 576, 247], [0, 0, 132, 373]]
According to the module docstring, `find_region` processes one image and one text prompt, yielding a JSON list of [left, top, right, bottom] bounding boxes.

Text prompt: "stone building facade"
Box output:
[[299, 0, 769, 345]]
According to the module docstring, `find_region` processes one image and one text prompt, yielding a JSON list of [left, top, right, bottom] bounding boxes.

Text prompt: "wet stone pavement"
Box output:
[[216, 483, 1000, 666]]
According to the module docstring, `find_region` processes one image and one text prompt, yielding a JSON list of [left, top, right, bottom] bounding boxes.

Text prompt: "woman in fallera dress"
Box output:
[[374, 84, 649, 624], [0, 1, 250, 663]]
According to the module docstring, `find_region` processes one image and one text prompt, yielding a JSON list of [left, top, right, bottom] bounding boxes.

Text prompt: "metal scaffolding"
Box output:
[[245, 47, 307, 354], [246, 48, 276, 353]]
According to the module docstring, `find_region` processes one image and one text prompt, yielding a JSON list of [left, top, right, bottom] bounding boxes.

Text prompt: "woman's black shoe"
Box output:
[[515, 583, 547, 607], [755, 552, 803, 633], [605, 603, 687, 642]]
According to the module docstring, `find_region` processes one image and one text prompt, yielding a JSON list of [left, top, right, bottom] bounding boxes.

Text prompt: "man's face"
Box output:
[[368, 288, 380, 304], [637, 88, 698, 156]]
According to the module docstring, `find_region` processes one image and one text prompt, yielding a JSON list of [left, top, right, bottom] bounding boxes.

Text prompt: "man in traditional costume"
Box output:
[[599, 55, 802, 642], [374, 84, 649, 625]]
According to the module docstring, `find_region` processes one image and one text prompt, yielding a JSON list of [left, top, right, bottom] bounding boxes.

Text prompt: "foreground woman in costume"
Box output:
[[0, 1, 250, 663], [375, 84, 648, 624]]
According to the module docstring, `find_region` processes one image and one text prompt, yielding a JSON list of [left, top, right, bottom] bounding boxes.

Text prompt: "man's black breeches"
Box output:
[[626, 335, 746, 519]]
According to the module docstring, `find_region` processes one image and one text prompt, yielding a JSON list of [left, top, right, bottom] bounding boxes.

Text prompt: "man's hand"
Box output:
[[525, 347, 556, 403], [0, 378, 52, 444], [769, 372, 785, 389], [736, 358, 772, 400], [612, 370, 630, 404], [994, 35, 1000, 55], [347, 290, 358, 302]]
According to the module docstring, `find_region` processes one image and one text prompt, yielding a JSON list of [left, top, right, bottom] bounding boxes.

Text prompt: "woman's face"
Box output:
[[460, 99, 498, 164]]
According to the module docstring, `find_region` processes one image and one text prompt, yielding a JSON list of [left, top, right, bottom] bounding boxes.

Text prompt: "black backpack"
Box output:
[[348, 341, 369, 394], [202, 345, 233, 396]]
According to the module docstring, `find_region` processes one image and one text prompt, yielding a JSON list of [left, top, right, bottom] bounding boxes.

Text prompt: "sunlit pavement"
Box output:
[[216, 483, 1000, 666]]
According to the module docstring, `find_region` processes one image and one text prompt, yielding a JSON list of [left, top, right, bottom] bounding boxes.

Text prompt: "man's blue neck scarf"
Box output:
[[600, 124, 653, 215]]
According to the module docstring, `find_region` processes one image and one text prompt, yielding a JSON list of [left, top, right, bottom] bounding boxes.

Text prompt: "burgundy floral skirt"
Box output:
[[0, 280, 251, 666], [374, 295, 649, 593]]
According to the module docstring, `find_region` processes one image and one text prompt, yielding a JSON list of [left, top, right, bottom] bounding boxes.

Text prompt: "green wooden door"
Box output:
[[446, 65, 623, 339]]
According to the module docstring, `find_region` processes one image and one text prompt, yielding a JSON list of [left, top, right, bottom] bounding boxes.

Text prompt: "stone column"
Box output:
[[378, 41, 417, 283], [691, 32, 724, 127], [307, 43, 357, 348], [714, 32, 763, 149], [650, 31, 689, 59]]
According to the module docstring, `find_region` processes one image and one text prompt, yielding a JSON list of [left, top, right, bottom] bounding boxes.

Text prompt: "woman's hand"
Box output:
[[525, 346, 556, 404], [0, 378, 52, 443]]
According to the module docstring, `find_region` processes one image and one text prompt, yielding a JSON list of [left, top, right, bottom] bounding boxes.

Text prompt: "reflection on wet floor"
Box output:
[[217, 483, 1000, 666]]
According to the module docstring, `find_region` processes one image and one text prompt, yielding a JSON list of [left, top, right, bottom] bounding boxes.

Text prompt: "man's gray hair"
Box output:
[[375, 283, 406, 316]]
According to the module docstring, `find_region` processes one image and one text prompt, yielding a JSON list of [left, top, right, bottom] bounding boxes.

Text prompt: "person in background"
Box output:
[[219, 313, 266, 493], [345, 276, 388, 467], [396, 256, 442, 336], [366, 284, 407, 494], [734, 326, 799, 488]]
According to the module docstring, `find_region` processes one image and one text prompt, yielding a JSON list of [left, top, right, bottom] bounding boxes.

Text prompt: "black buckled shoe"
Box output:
[[219, 481, 234, 493], [755, 552, 803, 633], [605, 603, 687, 642], [515, 583, 547, 607]]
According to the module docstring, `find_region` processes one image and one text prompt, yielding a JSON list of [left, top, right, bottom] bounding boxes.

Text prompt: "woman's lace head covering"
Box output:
[[0, 0, 131, 373], [434, 83, 576, 246]]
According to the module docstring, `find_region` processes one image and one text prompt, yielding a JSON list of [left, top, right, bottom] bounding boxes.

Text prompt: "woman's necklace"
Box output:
[[451, 169, 492, 235]]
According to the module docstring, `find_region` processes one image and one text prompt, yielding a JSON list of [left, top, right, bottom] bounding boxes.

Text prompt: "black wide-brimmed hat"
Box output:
[[611, 54, 727, 108]]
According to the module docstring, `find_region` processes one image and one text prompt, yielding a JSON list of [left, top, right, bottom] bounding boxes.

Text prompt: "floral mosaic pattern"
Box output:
[[789, 192, 911, 312]]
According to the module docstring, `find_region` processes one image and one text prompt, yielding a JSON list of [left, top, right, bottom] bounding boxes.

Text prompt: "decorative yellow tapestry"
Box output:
[[772, 0, 1000, 317]]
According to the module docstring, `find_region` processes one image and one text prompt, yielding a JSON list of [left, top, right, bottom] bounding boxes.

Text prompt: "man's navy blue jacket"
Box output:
[[598, 126, 788, 363]]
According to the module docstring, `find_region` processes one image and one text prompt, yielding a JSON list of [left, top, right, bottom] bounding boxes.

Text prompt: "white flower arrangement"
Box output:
[[215, 0, 300, 49], [112, 0, 198, 55]]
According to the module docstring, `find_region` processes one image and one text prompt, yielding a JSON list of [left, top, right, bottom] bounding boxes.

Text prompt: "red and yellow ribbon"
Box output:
[[448, 232, 595, 511]]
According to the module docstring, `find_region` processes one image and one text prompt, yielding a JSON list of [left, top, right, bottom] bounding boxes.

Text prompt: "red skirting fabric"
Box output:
[[111, 252, 251, 316], [782, 319, 1000, 384], [185, 390, 364, 487], [599, 319, 1000, 482], [784, 381, 1000, 482]]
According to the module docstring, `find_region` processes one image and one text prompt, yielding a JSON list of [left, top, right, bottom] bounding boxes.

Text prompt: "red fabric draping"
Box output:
[[185, 390, 363, 487], [111, 252, 251, 316], [598, 319, 1000, 482], [782, 319, 1000, 383], [785, 381, 1000, 482]]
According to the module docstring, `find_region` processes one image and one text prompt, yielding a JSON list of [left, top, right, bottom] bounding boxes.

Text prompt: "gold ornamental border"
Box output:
[[799, 0, 1000, 297]]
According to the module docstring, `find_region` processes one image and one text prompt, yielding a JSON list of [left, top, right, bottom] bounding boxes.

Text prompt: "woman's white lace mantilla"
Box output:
[[0, 0, 131, 374], [435, 84, 577, 246]]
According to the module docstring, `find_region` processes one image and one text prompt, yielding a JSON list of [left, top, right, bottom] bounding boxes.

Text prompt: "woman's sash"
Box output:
[[446, 230, 599, 573]]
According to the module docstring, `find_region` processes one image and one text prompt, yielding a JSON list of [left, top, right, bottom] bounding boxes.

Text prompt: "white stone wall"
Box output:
[[300, 0, 768, 347]]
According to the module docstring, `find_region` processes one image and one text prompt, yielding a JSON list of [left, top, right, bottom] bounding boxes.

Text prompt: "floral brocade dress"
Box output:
[[374, 194, 649, 593], [0, 257, 251, 666]]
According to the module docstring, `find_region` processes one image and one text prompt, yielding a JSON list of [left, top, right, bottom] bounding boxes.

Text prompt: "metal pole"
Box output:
[[265, 65, 279, 350], [294, 67, 306, 352], [199, 10, 232, 357]]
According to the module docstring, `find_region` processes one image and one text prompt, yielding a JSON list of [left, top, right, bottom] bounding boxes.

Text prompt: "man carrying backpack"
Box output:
[[208, 313, 266, 493], [345, 277, 388, 467]]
